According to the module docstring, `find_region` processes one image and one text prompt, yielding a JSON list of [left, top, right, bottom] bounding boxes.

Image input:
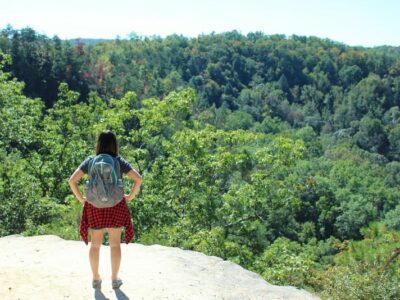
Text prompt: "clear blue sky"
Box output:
[[1, 0, 399, 47]]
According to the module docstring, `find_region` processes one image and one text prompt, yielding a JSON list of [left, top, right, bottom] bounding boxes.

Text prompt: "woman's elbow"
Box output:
[[68, 176, 77, 185], [135, 176, 143, 185], [68, 169, 84, 185]]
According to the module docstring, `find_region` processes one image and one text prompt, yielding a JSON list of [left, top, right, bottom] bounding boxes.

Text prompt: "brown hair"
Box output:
[[95, 130, 119, 156]]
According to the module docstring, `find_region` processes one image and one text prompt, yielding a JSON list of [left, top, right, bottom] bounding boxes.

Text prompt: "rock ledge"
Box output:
[[0, 234, 320, 300]]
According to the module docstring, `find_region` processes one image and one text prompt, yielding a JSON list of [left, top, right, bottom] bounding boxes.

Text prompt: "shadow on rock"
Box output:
[[115, 288, 130, 300], [94, 289, 110, 300]]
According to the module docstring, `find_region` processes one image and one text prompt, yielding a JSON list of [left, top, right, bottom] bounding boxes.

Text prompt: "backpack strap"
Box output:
[[89, 154, 121, 184]]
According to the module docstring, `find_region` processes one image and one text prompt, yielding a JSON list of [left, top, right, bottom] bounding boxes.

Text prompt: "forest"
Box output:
[[0, 26, 400, 299]]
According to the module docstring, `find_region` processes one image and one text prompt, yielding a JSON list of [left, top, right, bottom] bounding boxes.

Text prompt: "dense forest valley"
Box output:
[[0, 26, 400, 299]]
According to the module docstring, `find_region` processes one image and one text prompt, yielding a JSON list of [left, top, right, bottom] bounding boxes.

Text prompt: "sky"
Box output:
[[0, 0, 399, 47]]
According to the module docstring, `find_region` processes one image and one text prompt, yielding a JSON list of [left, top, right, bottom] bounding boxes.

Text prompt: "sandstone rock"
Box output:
[[0, 234, 320, 300]]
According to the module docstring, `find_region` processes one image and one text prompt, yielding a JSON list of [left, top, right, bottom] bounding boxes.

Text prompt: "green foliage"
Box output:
[[384, 205, 400, 230], [2, 27, 400, 160], [226, 110, 255, 130], [1, 30, 400, 299], [22, 195, 82, 240], [354, 116, 389, 154], [313, 223, 400, 300], [339, 65, 363, 88], [252, 237, 316, 288]]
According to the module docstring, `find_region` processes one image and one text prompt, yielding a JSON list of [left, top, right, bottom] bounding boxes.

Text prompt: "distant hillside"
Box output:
[[1, 26, 400, 299], [69, 38, 113, 45]]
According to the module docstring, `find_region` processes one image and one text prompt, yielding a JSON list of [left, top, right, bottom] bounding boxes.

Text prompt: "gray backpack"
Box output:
[[85, 154, 124, 208]]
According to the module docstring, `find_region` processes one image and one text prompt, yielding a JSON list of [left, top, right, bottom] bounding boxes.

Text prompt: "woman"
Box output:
[[68, 130, 142, 290]]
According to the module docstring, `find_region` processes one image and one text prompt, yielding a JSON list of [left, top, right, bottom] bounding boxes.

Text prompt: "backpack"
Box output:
[[84, 153, 125, 208]]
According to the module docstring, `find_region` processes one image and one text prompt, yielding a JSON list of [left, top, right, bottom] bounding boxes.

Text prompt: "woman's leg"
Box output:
[[89, 228, 104, 280], [107, 227, 122, 280]]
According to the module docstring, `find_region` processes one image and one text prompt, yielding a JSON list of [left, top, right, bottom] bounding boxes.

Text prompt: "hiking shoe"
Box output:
[[112, 278, 123, 289], [92, 279, 102, 289]]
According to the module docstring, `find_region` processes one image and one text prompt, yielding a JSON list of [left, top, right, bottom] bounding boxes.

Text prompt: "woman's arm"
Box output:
[[68, 168, 86, 204], [125, 169, 143, 202]]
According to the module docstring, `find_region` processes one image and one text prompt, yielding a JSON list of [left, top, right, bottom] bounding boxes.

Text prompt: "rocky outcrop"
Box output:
[[0, 234, 320, 299]]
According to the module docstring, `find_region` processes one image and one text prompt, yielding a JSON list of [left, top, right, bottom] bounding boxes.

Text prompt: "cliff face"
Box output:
[[0, 235, 320, 300]]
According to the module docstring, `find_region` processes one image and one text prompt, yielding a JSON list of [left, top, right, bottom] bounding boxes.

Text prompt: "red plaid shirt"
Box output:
[[79, 197, 134, 245]]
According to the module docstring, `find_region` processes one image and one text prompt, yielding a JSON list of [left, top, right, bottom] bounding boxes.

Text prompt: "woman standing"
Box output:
[[68, 130, 142, 290]]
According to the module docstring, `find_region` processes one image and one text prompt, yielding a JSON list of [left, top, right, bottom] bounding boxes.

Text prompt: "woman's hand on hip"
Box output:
[[124, 194, 135, 202]]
